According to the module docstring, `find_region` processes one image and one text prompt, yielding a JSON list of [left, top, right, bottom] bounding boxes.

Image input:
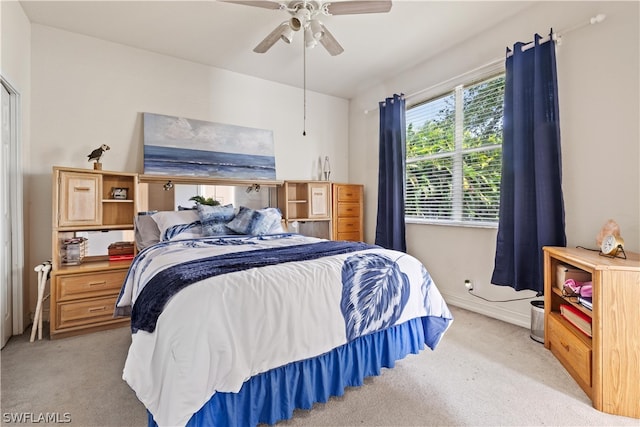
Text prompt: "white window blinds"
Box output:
[[405, 73, 505, 226]]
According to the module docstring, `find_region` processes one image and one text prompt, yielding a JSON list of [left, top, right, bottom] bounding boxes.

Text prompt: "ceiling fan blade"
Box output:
[[253, 22, 289, 53], [319, 24, 344, 56], [219, 0, 285, 10], [324, 0, 392, 15]]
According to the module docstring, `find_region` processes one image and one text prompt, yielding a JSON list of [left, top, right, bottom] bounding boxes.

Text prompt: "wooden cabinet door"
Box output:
[[59, 172, 101, 227], [307, 182, 331, 219]]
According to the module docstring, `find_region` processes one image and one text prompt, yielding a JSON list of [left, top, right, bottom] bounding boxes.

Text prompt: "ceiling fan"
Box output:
[[223, 1, 392, 56]]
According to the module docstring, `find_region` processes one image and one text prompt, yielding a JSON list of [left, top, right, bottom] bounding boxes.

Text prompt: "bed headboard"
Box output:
[[137, 175, 282, 212]]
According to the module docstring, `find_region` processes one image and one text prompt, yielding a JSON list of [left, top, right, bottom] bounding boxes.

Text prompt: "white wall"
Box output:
[[27, 24, 349, 318], [1, 1, 31, 328], [349, 1, 639, 327]]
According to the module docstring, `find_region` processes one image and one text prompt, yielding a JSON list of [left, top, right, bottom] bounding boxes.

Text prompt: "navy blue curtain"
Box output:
[[375, 94, 406, 252], [491, 32, 566, 294]]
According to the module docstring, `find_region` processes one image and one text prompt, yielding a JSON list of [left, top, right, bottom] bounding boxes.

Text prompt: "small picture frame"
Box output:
[[112, 187, 128, 200]]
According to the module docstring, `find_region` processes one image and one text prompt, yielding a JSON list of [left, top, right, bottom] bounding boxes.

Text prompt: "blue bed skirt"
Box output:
[[148, 316, 449, 427]]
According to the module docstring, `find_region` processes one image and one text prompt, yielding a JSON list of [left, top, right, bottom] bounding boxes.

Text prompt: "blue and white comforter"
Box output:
[[116, 234, 452, 427]]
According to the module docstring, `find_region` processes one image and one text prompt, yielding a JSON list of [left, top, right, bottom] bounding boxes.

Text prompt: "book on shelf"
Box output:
[[108, 254, 134, 261], [578, 296, 592, 310], [560, 304, 592, 337]]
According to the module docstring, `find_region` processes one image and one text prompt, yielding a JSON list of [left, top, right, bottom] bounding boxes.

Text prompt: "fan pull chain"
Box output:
[[303, 41, 307, 136], [303, 0, 308, 136]]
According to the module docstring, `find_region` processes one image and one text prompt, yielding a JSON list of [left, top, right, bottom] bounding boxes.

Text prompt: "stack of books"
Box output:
[[560, 304, 592, 337], [108, 241, 135, 261]]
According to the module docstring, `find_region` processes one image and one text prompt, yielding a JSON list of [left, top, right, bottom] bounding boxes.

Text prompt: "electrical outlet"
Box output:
[[464, 279, 474, 291]]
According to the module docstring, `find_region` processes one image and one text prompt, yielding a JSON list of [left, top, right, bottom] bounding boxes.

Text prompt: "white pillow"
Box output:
[[151, 210, 202, 241]]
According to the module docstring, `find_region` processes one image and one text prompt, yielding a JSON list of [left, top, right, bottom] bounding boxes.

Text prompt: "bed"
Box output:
[[115, 205, 453, 427]]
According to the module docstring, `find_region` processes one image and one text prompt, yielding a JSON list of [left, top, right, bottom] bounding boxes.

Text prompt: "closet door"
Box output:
[[1, 82, 11, 347]]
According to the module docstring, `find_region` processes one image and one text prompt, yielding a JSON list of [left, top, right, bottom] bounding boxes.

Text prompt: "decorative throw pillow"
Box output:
[[197, 204, 236, 236], [260, 207, 284, 234], [268, 221, 285, 234], [226, 206, 282, 236]]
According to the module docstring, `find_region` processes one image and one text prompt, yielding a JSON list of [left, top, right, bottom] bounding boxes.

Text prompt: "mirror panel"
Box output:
[[141, 183, 276, 212], [75, 230, 135, 257]]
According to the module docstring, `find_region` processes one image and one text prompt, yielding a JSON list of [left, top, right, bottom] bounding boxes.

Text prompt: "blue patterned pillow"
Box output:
[[197, 204, 236, 236], [226, 206, 282, 236]]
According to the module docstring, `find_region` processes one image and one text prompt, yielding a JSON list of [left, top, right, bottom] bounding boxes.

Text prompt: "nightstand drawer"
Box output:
[[57, 270, 127, 301], [57, 295, 119, 329], [337, 217, 360, 233], [336, 231, 361, 241], [336, 185, 361, 202], [548, 313, 592, 387], [337, 202, 360, 217]]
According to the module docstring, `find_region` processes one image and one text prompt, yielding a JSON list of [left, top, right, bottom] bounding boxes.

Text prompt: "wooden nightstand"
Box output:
[[50, 166, 137, 339], [543, 246, 640, 418]]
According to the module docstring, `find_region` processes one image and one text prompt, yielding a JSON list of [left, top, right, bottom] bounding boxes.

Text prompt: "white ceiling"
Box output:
[[19, 0, 535, 99]]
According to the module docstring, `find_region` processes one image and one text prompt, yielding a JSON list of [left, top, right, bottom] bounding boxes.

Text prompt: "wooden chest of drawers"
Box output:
[[331, 184, 363, 241], [51, 264, 130, 339]]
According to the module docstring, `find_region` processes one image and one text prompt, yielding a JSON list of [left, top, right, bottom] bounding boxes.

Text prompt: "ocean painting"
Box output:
[[143, 113, 276, 180]]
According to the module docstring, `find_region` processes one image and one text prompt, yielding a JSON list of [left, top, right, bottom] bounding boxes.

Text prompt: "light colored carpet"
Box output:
[[1, 306, 638, 426]]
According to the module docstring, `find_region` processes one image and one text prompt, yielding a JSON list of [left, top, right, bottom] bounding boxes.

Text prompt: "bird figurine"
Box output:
[[87, 144, 110, 163]]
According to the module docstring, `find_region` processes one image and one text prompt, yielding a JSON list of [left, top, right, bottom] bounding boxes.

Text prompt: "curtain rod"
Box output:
[[364, 13, 606, 114]]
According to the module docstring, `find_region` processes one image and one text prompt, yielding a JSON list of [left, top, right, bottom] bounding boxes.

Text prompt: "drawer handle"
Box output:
[[88, 281, 107, 287], [561, 341, 570, 352], [88, 306, 108, 313], [74, 186, 91, 191]]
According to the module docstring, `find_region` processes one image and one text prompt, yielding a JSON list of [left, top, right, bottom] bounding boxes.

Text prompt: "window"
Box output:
[[405, 73, 505, 226]]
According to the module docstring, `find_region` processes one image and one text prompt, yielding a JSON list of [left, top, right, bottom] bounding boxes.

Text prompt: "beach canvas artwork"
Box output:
[[143, 113, 276, 180]]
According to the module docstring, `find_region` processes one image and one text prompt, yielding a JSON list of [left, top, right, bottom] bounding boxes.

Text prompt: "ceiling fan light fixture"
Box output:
[[304, 27, 318, 48], [290, 8, 310, 31], [233, 0, 392, 55], [280, 24, 294, 43], [309, 19, 324, 40]]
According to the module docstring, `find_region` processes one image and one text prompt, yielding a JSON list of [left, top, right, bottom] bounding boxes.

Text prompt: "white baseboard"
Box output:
[[443, 292, 531, 329]]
